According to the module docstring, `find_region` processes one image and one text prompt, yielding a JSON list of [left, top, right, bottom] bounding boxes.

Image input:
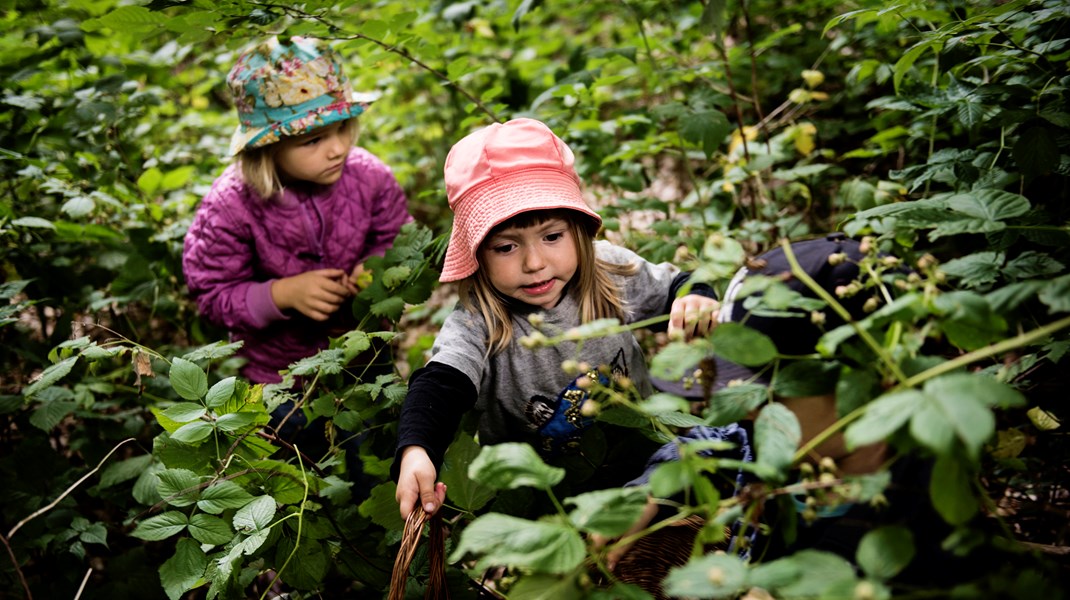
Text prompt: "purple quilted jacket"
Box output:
[[183, 147, 412, 384]]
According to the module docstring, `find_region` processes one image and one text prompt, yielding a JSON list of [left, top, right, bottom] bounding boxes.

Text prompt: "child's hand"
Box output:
[[271, 269, 356, 321], [396, 446, 447, 520], [668, 294, 719, 340]]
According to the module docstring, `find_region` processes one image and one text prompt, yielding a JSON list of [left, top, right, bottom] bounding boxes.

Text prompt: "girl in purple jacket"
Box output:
[[183, 36, 412, 385]]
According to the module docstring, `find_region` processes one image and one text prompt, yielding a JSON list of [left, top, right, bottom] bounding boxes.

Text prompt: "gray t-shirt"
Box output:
[[428, 241, 680, 450]]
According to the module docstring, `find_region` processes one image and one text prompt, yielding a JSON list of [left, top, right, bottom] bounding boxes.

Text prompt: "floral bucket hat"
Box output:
[[226, 36, 363, 156]]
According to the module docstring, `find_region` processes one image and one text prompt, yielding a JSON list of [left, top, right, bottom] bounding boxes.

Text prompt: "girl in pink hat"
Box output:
[[183, 36, 411, 385], [393, 118, 719, 520]]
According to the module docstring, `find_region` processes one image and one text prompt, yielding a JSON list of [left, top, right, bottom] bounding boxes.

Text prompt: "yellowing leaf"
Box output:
[[990, 428, 1027, 459], [1027, 406, 1061, 431]]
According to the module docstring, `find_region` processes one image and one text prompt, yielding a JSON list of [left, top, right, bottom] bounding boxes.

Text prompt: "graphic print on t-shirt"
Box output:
[[527, 348, 629, 455]]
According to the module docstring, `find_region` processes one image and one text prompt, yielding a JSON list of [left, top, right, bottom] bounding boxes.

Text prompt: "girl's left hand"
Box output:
[[668, 294, 719, 340]]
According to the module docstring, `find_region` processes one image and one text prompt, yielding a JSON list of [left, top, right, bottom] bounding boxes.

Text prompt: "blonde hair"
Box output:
[[237, 118, 360, 200], [459, 209, 638, 355]]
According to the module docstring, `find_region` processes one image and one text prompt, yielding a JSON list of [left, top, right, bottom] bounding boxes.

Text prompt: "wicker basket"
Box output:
[[613, 516, 729, 600], [389, 510, 449, 600]]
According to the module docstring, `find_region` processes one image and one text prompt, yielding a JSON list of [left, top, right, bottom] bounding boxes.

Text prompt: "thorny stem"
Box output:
[[779, 239, 909, 385], [262, 446, 310, 600]]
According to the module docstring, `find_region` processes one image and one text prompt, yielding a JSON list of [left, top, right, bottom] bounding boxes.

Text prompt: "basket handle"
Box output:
[[389, 509, 448, 600]]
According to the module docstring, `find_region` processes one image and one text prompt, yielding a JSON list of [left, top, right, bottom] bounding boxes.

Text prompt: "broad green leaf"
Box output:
[[11, 216, 55, 229], [449, 513, 585, 574], [182, 341, 244, 362], [894, 40, 939, 93], [760, 549, 858, 596], [23, 356, 79, 398], [233, 495, 277, 533], [710, 322, 777, 366], [440, 434, 496, 513], [566, 487, 648, 537], [939, 252, 1003, 289], [925, 373, 1024, 409], [98, 454, 154, 490], [169, 358, 207, 401], [160, 166, 196, 191], [1039, 274, 1070, 313], [649, 459, 690, 498], [162, 402, 207, 423], [215, 411, 257, 432], [277, 539, 329, 590], [198, 481, 254, 514], [358, 481, 404, 531], [29, 399, 78, 431], [772, 360, 840, 397], [650, 342, 710, 381], [137, 167, 163, 195], [159, 538, 207, 600], [205, 377, 237, 409], [946, 190, 1030, 222], [469, 443, 565, 490], [188, 514, 233, 546], [932, 291, 1007, 350], [680, 109, 731, 158], [170, 420, 213, 444], [664, 553, 747, 598], [705, 383, 768, 426], [131, 511, 188, 541], [930, 456, 978, 525], [61, 196, 94, 218], [754, 403, 800, 477], [857, 526, 915, 580], [156, 469, 202, 507], [508, 573, 584, 600], [845, 390, 924, 449]]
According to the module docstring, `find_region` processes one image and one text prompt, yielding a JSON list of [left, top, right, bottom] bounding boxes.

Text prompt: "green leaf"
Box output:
[[710, 322, 777, 366], [169, 358, 207, 401], [440, 434, 496, 513], [11, 216, 55, 229], [215, 412, 257, 432], [188, 514, 234, 546], [23, 356, 79, 398], [170, 420, 213, 444], [198, 480, 254, 514], [470, 443, 565, 490], [98, 454, 154, 490], [162, 402, 207, 423], [29, 399, 78, 431], [1039, 274, 1070, 313], [650, 342, 710, 381], [946, 189, 1030, 222], [845, 390, 924, 449], [450, 513, 585, 574], [756, 549, 858, 596], [508, 573, 584, 600], [932, 291, 1007, 350], [857, 526, 915, 580], [205, 377, 237, 409], [939, 252, 1004, 289], [233, 495, 277, 533], [84, 5, 168, 31], [705, 383, 768, 426], [679, 109, 731, 158], [930, 455, 978, 525], [664, 553, 747, 598], [566, 487, 648, 537], [358, 481, 404, 531], [61, 196, 95, 218], [156, 469, 202, 507], [131, 511, 188, 541], [754, 403, 800, 477], [894, 40, 939, 94], [159, 538, 207, 600]]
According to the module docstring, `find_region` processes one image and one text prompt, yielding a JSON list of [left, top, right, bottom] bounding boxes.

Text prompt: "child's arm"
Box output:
[[393, 361, 478, 519]]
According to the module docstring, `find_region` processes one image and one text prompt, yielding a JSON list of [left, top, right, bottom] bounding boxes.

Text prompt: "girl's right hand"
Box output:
[[396, 446, 447, 520], [271, 269, 358, 321]]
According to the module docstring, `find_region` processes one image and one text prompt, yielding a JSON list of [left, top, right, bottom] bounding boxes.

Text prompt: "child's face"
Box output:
[[273, 121, 351, 186], [479, 217, 578, 310]]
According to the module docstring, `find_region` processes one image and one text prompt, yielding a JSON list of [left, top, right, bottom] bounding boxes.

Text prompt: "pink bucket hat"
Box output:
[[440, 118, 602, 282]]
